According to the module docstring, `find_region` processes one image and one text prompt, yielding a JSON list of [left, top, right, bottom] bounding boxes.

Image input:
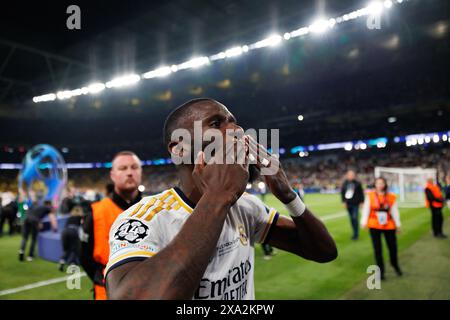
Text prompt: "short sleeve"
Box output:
[[241, 194, 279, 245], [104, 198, 161, 277]]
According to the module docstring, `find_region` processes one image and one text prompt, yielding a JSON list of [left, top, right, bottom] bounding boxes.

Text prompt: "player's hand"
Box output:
[[361, 224, 368, 230], [192, 139, 249, 205], [246, 135, 296, 204], [396, 227, 401, 234]]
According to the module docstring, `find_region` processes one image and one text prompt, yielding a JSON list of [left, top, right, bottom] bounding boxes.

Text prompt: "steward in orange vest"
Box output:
[[80, 191, 141, 299], [424, 179, 446, 238], [80, 151, 142, 300], [361, 177, 402, 280]]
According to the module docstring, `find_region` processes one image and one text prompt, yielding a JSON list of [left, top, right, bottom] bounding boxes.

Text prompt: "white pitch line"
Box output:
[[0, 272, 86, 297], [321, 211, 348, 221]]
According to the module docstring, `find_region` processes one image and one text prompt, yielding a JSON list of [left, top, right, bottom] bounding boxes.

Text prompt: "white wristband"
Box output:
[[285, 194, 306, 217]]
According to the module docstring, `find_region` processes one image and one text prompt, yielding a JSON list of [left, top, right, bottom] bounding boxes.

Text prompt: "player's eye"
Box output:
[[209, 120, 221, 128]]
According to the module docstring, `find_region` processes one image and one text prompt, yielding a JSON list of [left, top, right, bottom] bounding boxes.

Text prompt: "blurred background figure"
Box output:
[[19, 200, 57, 261], [292, 182, 305, 201], [341, 170, 365, 240], [424, 177, 446, 238], [444, 174, 450, 210], [361, 177, 402, 280], [59, 205, 84, 271], [0, 192, 18, 236]]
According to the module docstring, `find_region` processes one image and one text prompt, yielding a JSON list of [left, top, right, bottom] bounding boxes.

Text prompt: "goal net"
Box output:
[[374, 167, 437, 208]]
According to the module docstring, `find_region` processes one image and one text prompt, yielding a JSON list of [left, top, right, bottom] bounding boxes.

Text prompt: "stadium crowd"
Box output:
[[1, 145, 449, 202]]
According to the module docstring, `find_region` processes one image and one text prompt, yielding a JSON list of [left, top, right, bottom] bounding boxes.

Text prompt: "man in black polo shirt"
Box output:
[[341, 170, 365, 240]]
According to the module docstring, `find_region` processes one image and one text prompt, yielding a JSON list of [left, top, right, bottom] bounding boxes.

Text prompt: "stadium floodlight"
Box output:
[[31, 0, 412, 103], [176, 56, 210, 70], [289, 27, 310, 38], [246, 183, 252, 190], [138, 185, 146, 192], [57, 90, 73, 100], [344, 143, 353, 151], [424, 136, 431, 143], [366, 1, 384, 16], [443, 135, 448, 142], [225, 46, 244, 58], [297, 115, 304, 121], [33, 93, 57, 103], [143, 66, 172, 79], [105, 74, 141, 88], [433, 134, 440, 143], [309, 19, 331, 34], [251, 34, 282, 49], [88, 82, 106, 94], [388, 116, 397, 123]]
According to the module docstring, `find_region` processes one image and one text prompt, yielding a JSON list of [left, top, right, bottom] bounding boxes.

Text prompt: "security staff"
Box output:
[[80, 151, 142, 300], [361, 177, 402, 280], [341, 170, 365, 240], [424, 177, 446, 238]]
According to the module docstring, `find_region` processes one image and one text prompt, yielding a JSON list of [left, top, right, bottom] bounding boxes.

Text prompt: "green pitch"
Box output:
[[0, 193, 449, 300]]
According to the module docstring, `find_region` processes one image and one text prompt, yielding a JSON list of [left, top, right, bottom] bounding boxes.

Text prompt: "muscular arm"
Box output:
[[106, 192, 233, 300], [246, 135, 337, 263], [267, 209, 337, 263]]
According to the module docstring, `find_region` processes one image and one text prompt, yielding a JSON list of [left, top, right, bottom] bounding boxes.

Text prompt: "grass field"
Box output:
[[0, 193, 449, 300]]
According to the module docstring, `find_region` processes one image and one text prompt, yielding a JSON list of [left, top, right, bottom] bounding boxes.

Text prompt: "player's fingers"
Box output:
[[247, 135, 271, 156], [247, 139, 270, 167], [193, 151, 205, 173]]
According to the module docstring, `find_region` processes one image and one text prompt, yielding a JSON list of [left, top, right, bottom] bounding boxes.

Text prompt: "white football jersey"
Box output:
[[105, 187, 279, 300]]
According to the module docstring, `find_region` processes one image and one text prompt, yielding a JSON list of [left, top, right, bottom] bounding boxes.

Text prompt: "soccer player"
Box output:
[[105, 98, 337, 300], [80, 151, 143, 300]]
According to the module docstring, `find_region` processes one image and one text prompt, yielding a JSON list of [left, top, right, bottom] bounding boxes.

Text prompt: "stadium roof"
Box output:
[[0, 0, 449, 162]]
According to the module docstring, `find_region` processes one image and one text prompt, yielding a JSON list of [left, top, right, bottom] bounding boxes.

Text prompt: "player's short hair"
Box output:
[[163, 98, 217, 147], [111, 151, 141, 167]]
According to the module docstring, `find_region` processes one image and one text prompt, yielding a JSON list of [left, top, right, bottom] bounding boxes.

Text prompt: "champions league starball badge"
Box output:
[[18, 144, 67, 207], [115, 219, 150, 244]]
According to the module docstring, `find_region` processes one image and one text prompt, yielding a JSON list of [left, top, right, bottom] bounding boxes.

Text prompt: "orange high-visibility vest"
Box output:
[[425, 183, 443, 208], [367, 191, 397, 230], [92, 197, 125, 300]]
